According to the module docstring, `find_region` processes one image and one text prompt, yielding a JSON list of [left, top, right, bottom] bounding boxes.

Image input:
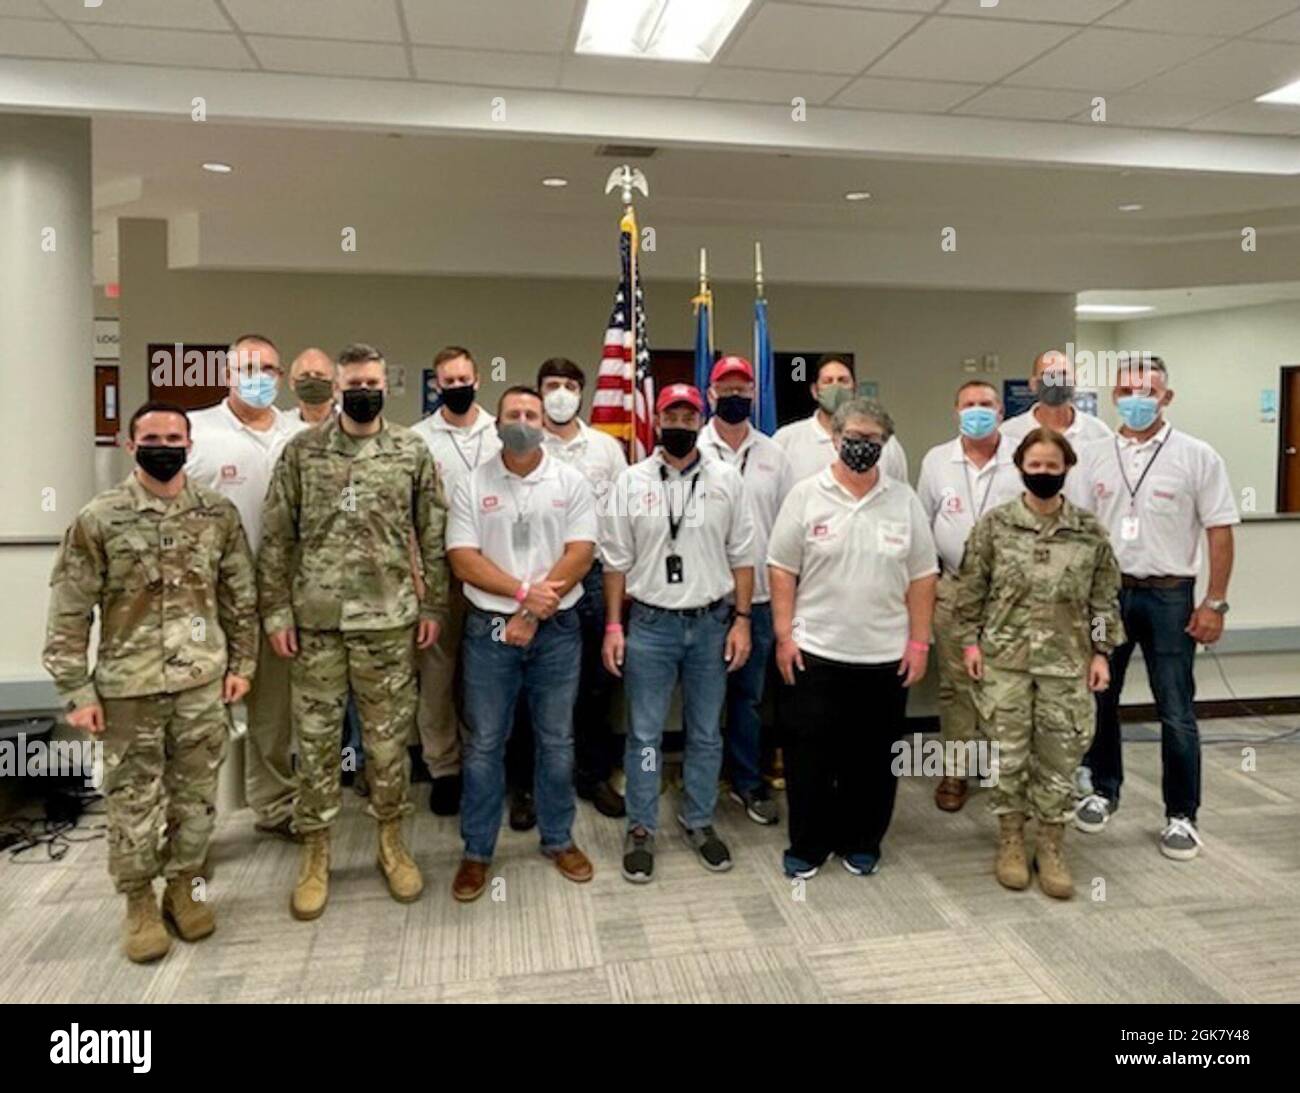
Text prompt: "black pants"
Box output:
[[777, 651, 908, 864], [507, 564, 617, 795]]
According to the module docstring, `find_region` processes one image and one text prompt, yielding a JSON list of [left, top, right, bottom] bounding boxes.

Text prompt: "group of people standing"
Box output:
[[42, 337, 1236, 964]]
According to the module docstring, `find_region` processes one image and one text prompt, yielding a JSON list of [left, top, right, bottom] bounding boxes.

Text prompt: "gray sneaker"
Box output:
[[621, 826, 655, 884], [1073, 765, 1094, 800], [729, 785, 779, 826], [1159, 816, 1203, 861], [1074, 794, 1112, 834], [677, 815, 733, 872]]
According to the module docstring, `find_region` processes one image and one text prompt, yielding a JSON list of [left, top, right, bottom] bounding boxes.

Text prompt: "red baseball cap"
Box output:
[[655, 383, 704, 414], [710, 355, 754, 385]]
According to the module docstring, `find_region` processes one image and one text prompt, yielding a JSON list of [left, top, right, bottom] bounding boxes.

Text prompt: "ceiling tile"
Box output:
[[247, 36, 407, 79], [1133, 40, 1300, 101], [412, 47, 561, 90], [1099, 0, 1300, 37], [1187, 103, 1300, 135], [696, 67, 848, 105], [721, 3, 922, 75], [560, 56, 711, 98], [952, 86, 1093, 120], [0, 15, 93, 59], [0, 1, 53, 17], [1249, 10, 1300, 42], [792, 0, 942, 10], [224, 0, 403, 42], [1084, 92, 1234, 128], [831, 75, 981, 111], [940, 0, 1126, 22], [43, 0, 229, 31], [401, 0, 575, 53], [866, 15, 1075, 82], [75, 25, 255, 68], [1006, 28, 1218, 91]]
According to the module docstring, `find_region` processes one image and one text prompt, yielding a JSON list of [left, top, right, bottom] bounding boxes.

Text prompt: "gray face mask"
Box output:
[[1039, 376, 1074, 406], [500, 422, 543, 454]]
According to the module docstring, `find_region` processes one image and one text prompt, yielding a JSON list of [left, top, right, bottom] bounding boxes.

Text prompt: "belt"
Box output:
[[1121, 574, 1193, 589], [633, 598, 724, 618]]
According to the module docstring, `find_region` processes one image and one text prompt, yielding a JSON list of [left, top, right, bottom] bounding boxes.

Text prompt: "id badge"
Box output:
[[512, 520, 531, 551], [665, 553, 684, 585], [1121, 515, 1140, 542]]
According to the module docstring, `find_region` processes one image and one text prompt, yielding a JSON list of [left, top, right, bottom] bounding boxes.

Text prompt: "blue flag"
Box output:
[[693, 288, 713, 400], [754, 294, 777, 435]]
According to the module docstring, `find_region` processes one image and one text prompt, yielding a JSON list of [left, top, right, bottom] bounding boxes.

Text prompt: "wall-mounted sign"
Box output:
[[93, 317, 119, 360]]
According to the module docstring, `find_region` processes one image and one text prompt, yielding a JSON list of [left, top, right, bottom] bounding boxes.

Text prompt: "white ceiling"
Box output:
[[1079, 280, 1300, 318], [5, 0, 1300, 137]]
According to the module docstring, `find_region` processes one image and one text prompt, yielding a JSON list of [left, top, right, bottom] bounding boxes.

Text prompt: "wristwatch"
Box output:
[[1204, 598, 1230, 615]]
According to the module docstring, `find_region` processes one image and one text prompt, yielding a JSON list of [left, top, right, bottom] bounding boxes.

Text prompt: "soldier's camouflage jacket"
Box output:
[[43, 474, 259, 708], [257, 416, 449, 635], [954, 495, 1124, 678]]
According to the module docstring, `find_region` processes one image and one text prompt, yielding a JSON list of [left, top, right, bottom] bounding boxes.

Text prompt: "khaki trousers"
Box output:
[[417, 580, 468, 779], [243, 639, 296, 825]]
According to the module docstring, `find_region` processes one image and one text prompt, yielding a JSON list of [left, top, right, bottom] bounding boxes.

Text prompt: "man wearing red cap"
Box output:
[[600, 383, 756, 883], [699, 356, 794, 826]]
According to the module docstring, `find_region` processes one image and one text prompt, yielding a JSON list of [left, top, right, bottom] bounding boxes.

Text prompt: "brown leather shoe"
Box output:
[[452, 859, 489, 903], [544, 845, 594, 884], [935, 776, 969, 812]]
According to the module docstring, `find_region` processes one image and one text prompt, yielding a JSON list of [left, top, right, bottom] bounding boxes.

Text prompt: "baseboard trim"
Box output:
[[904, 696, 1300, 730]]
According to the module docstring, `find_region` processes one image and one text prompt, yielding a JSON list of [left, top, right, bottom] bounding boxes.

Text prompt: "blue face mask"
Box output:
[[1117, 394, 1160, 431], [959, 406, 998, 440], [238, 371, 279, 409]]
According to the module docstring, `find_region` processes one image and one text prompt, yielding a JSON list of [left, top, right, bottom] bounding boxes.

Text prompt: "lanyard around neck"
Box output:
[[660, 464, 701, 544], [1114, 429, 1171, 506]]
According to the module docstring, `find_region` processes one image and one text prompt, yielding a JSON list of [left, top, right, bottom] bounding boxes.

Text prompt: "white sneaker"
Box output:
[[1074, 794, 1112, 834], [1159, 816, 1203, 861]]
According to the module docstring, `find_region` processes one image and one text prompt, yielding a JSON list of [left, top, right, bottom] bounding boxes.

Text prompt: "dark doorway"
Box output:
[[774, 351, 855, 429], [1279, 365, 1300, 513]]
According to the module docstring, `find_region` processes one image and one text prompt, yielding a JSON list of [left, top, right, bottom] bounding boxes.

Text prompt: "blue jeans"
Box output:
[[724, 601, 774, 795], [1086, 582, 1200, 820], [623, 600, 731, 833], [461, 606, 582, 861]]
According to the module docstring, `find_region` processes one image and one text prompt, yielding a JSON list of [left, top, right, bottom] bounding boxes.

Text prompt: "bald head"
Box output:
[[291, 347, 333, 382]]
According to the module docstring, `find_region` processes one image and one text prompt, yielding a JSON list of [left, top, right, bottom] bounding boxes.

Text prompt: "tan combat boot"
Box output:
[[161, 872, 216, 941], [377, 819, 423, 903], [290, 830, 331, 921], [995, 812, 1030, 890], [1034, 821, 1074, 899], [123, 885, 171, 964]]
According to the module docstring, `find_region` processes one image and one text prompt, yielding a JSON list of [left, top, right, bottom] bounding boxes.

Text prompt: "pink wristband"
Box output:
[[513, 582, 530, 604], [907, 640, 930, 653], [605, 623, 623, 634]]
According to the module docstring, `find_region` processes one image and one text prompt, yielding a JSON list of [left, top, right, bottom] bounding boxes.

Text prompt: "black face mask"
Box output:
[[1039, 380, 1074, 407], [715, 394, 752, 425], [1023, 471, 1067, 500], [441, 385, 476, 415], [343, 387, 384, 424], [135, 445, 187, 483], [839, 437, 882, 474], [660, 427, 698, 459]]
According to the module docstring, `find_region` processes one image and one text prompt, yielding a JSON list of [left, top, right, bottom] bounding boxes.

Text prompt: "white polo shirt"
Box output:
[[916, 434, 1022, 574], [698, 419, 794, 604], [773, 412, 909, 484], [543, 418, 627, 562], [600, 449, 755, 611], [1075, 422, 1239, 579], [1001, 402, 1114, 447], [283, 406, 334, 438], [410, 405, 502, 505], [186, 399, 300, 553], [446, 450, 597, 615], [768, 469, 938, 665]]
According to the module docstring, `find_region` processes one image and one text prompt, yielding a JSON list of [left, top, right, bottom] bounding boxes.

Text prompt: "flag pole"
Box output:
[[604, 164, 649, 459], [755, 240, 765, 299]]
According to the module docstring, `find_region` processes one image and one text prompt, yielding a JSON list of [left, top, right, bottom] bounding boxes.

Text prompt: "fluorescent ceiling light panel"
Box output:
[[1075, 305, 1154, 315], [576, 0, 752, 63], [1256, 80, 1300, 104]]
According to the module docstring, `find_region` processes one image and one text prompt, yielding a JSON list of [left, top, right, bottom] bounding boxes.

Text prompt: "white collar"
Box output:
[[817, 464, 889, 506], [809, 412, 833, 442], [949, 433, 1014, 467], [1118, 420, 1172, 450], [496, 448, 551, 483], [221, 398, 283, 434], [703, 418, 755, 457], [431, 405, 493, 435], [545, 418, 588, 448], [653, 449, 705, 477]]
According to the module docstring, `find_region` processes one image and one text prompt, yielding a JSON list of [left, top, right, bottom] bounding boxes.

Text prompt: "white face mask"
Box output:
[[543, 387, 581, 424]]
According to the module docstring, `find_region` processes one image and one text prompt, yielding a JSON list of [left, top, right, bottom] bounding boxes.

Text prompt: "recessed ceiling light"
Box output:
[[1256, 80, 1300, 104], [202, 162, 233, 174], [1117, 203, 1144, 212], [1075, 305, 1154, 316], [844, 191, 871, 202], [541, 177, 569, 188], [576, 0, 752, 63]]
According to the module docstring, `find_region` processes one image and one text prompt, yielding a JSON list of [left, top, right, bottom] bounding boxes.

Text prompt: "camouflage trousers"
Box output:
[[293, 626, 416, 832], [935, 573, 983, 771], [100, 679, 229, 894], [978, 665, 1094, 823]]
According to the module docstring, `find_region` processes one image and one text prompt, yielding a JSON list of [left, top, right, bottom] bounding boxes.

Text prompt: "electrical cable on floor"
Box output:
[[1194, 646, 1299, 745], [0, 790, 106, 863]]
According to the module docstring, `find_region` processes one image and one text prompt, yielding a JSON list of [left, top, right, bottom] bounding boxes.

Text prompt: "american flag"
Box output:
[[590, 208, 653, 461]]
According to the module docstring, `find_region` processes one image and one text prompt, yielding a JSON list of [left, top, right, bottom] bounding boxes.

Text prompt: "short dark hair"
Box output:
[[129, 400, 191, 440], [1014, 427, 1077, 469], [536, 357, 585, 391], [955, 379, 999, 404], [496, 385, 543, 417], [337, 342, 384, 367], [231, 333, 278, 355], [433, 345, 475, 375], [814, 353, 855, 383]]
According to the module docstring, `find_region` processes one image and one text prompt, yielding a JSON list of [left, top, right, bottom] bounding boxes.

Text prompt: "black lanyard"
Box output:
[[1114, 429, 1171, 506], [660, 465, 700, 544]]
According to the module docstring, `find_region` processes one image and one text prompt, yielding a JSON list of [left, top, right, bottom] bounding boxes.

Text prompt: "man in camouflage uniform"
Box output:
[[43, 401, 258, 963], [954, 427, 1122, 899], [259, 342, 449, 920]]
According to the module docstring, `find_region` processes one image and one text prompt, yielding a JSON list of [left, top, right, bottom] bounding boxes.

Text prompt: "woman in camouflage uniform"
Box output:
[[955, 427, 1122, 899]]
